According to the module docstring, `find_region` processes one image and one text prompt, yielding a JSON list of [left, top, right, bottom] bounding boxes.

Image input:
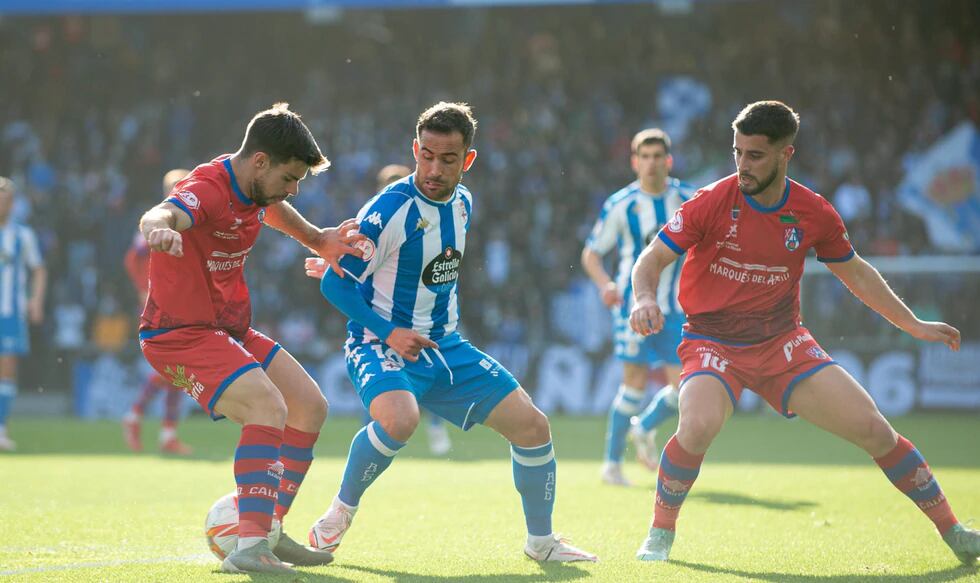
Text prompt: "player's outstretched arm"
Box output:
[[312, 261, 437, 362], [825, 253, 961, 351], [581, 247, 621, 307], [265, 203, 365, 278], [139, 202, 191, 257], [629, 239, 680, 336]]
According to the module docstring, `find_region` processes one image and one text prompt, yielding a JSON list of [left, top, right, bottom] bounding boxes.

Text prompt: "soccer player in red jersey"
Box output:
[[629, 101, 979, 565], [138, 103, 363, 574], [122, 168, 194, 456]]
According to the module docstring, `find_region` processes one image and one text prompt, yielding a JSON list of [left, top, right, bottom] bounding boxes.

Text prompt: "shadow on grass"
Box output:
[[688, 490, 818, 511], [215, 561, 591, 582], [670, 559, 977, 582]]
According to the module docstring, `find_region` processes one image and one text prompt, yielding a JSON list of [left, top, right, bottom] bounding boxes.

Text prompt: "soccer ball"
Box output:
[[204, 491, 281, 560]]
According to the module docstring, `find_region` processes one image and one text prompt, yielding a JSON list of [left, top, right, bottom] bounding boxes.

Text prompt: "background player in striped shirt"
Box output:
[[629, 100, 979, 564], [306, 102, 597, 562], [122, 168, 193, 455], [582, 128, 692, 486], [0, 177, 46, 452], [138, 103, 362, 574]]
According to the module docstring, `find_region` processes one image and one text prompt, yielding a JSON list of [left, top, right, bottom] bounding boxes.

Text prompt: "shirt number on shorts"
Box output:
[[700, 352, 729, 373], [371, 345, 405, 371]]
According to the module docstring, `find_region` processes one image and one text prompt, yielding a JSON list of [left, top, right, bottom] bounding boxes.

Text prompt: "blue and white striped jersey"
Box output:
[[339, 174, 472, 342], [0, 222, 43, 320], [585, 178, 692, 315]]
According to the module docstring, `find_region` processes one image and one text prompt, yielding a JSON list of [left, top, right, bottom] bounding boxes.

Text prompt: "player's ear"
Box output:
[[252, 151, 269, 170], [462, 149, 477, 172], [666, 153, 674, 172], [412, 139, 420, 162], [630, 154, 639, 174], [783, 144, 795, 163]]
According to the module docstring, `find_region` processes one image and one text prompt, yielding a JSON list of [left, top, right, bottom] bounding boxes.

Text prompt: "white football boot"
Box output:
[[309, 496, 358, 552], [525, 534, 598, 562]]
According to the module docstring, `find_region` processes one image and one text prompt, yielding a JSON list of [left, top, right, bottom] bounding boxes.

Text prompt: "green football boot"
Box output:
[[943, 523, 980, 566], [273, 531, 335, 566], [221, 539, 296, 574], [636, 527, 675, 562]]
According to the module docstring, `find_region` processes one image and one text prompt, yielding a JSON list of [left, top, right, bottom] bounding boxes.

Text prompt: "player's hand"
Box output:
[[907, 320, 961, 351], [384, 328, 439, 363], [145, 227, 183, 257], [311, 218, 368, 279], [629, 294, 664, 336], [304, 257, 328, 279], [28, 297, 43, 324], [600, 282, 622, 307]]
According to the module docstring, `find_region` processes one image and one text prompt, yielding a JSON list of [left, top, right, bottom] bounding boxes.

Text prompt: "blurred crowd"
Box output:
[[0, 0, 977, 390]]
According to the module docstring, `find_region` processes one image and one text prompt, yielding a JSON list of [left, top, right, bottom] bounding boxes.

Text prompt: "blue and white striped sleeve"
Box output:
[[21, 226, 43, 269]]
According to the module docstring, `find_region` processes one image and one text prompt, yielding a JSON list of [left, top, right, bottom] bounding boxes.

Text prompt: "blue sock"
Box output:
[[0, 381, 15, 427], [639, 385, 678, 432], [511, 441, 556, 536], [360, 407, 372, 427], [338, 421, 405, 507], [604, 384, 644, 463]]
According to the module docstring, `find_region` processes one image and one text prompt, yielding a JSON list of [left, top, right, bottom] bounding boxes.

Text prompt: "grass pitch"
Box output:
[[1, 413, 978, 582]]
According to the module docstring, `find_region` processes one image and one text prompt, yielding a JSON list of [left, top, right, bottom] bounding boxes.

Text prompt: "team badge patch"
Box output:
[[667, 210, 683, 233], [353, 238, 376, 262], [257, 209, 266, 223], [784, 226, 803, 251], [806, 346, 827, 360], [177, 190, 200, 210]]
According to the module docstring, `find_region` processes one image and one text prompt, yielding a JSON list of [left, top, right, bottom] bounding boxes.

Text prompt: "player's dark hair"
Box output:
[[240, 103, 330, 174], [732, 101, 800, 144], [416, 102, 478, 150], [631, 128, 671, 154]]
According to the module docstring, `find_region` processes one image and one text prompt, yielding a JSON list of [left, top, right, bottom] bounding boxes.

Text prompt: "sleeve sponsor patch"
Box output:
[[177, 190, 201, 210], [667, 210, 684, 233], [353, 238, 376, 262]]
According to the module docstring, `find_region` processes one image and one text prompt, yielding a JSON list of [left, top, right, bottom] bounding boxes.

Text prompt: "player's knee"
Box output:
[[241, 384, 287, 427], [858, 414, 897, 456], [377, 410, 419, 443], [303, 390, 328, 425], [676, 411, 723, 451], [511, 408, 551, 447]]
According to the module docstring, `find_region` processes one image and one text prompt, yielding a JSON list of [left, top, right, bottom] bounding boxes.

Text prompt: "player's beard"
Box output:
[[739, 165, 779, 197], [249, 179, 286, 207]]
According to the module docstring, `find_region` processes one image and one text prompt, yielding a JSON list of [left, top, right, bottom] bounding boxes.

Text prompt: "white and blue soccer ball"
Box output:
[[204, 491, 281, 560]]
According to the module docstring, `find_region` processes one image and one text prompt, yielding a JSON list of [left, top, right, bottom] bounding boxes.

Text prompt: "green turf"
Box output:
[[1, 414, 978, 582]]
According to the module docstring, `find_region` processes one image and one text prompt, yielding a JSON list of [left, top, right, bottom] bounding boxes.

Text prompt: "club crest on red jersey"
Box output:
[[784, 226, 803, 251]]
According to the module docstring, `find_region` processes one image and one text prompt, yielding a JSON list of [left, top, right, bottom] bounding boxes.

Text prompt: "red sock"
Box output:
[[234, 425, 283, 538], [874, 435, 957, 534], [653, 435, 705, 531], [163, 386, 182, 425], [275, 426, 319, 520]]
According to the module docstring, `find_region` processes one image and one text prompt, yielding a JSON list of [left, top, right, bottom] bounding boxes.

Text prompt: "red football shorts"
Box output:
[[677, 326, 837, 417], [139, 326, 280, 419]]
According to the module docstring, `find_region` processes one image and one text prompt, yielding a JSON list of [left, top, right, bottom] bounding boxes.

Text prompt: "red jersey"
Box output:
[[140, 155, 265, 338], [124, 233, 150, 295], [658, 174, 853, 343]]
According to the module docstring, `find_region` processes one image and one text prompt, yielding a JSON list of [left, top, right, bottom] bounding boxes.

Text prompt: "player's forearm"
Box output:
[[265, 202, 321, 249], [139, 207, 176, 239], [630, 246, 664, 302], [320, 268, 397, 341], [580, 248, 612, 289], [837, 259, 919, 332], [30, 267, 47, 306]]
